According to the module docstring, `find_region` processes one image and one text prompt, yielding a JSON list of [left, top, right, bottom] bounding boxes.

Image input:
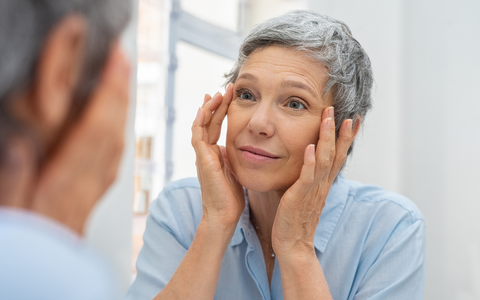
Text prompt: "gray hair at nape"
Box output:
[[0, 0, 131, 160], [225, 10, 374, 157]]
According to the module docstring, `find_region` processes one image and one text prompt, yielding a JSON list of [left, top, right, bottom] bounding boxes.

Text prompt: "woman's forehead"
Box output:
[[237, 46, 329, 94]]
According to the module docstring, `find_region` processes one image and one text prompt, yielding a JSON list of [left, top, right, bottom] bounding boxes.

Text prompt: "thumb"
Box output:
[[219, 146, 230, 169]]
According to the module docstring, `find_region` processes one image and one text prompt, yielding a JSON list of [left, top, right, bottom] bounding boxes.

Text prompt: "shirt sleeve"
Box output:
[[124, 181, 202, 300], [352, 219, 426, 300]]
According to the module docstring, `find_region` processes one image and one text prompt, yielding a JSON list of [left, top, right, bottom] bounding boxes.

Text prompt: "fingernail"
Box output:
[[326, 118, 333, 129], [347, 119, 353, 132], [328, 107, 334, 118], [308, 144, 315, 155], [214, 91, 221, 98]]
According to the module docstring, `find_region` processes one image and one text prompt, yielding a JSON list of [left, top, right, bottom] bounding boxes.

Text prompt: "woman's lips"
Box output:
[[239, 146, 279, 163]]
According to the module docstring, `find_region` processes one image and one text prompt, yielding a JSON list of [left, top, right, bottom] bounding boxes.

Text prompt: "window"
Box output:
[[133, 0, 244, 278]]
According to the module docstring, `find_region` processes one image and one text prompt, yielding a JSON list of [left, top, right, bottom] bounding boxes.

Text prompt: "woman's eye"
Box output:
[[287, 100, 305, 109], [239, 92, 255, 101]]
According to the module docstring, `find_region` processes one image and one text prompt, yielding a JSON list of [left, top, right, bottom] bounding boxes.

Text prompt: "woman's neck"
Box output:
[[247, 189, 284, 240], [247, 189, 284, 285]]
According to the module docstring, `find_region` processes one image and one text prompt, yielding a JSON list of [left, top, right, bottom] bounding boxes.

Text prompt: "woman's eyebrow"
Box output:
[[237, 73, 258, 83], [281, 80, 317, 98], [236, 73, 317, 98]]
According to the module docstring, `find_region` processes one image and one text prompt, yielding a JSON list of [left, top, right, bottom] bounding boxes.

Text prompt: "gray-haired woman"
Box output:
[[126, 10, 426, 300]]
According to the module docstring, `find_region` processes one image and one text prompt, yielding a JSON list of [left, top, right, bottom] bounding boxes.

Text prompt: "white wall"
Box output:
[[401, 1, 480, 299], [85, 0, 138, 294], [246, 0, 307, 28], [308, 0, 480, 299]]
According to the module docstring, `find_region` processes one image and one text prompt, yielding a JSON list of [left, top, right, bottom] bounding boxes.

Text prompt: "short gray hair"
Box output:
[[225, 10, 373, 156], [0, 0, 131, 160]]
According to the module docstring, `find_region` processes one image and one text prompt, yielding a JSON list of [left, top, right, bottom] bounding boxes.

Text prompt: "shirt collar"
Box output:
[[230, 188, 251, 246], [230, 174, 350, 252]]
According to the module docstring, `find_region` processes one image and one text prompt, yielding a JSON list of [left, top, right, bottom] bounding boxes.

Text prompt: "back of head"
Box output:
[[0, 0, 131, 160]]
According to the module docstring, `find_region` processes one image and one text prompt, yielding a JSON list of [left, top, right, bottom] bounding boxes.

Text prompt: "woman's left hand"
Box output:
[[271, 106, 354, 259]]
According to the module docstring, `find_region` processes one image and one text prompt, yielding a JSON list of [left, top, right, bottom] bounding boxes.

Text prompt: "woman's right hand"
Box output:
[[191, 83, 245, 228], [154, 84, 243, 300]]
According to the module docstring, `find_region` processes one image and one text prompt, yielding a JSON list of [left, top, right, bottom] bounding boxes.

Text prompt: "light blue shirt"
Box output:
[[0, 208, 119, 300], [126, 175, 426, 300]]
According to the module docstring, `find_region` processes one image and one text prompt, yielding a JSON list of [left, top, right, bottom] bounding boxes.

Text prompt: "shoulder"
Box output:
[[331, 177, 426, 267], [344, 178, 424, 227], [328, 179, 426, 299], [161, 177, 200, 199], [333, 177, 426, 253], [150, 177, 202, 217], [0, 210, 118, 300], [148, 178, 203, 243]]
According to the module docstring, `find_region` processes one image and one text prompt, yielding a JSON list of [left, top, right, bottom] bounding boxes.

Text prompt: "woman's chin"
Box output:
[[235, 170, 292, 193], [239, 179, 272, 193]]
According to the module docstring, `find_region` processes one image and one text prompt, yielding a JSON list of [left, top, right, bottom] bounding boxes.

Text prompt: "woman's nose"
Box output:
[[247, 103, 274, 137]]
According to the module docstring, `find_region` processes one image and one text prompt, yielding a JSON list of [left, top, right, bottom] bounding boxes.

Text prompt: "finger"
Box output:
[[281, 144, 315, 207], [294, 144, 316, 191], [191, 107, 206, 149], [191, 108, 224, 182], [208, 83, 234, 144], [202, 92, 223, 129], [191, 108, 211, 170], [203, 94, 211, 106], [315, 106, 336, 181], [328, 119, 353, 183], [219, 146, 230, 170]]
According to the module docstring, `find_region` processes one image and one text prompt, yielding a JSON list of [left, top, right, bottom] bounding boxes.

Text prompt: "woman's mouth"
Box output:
[[239, 146, 280, 163]]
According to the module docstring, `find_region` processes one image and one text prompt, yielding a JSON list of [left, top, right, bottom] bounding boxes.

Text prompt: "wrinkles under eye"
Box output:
[[287, 100, 306, 109]]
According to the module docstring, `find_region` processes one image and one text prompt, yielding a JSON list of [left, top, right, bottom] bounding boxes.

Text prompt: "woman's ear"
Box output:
[[352, 115, 361, 139], [31, 14, 87, 134]]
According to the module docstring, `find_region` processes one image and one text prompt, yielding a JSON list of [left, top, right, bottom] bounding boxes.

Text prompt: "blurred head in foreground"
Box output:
[[0, 0, 131, 233], [0, 0, 132, 298]]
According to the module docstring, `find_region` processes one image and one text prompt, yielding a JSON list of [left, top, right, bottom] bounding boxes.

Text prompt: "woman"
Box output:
[[126, 10, 425, 300]]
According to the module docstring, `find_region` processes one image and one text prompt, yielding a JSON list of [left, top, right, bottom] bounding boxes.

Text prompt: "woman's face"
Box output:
[[226, 46, 331, 192]]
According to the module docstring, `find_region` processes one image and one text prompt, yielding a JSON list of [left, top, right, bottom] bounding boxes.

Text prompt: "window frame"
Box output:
[[163, 0, 245, 184]]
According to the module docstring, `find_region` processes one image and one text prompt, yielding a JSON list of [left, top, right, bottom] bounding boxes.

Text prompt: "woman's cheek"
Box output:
[[227, 104, 248, 134], [292, 117, 322, 146]]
